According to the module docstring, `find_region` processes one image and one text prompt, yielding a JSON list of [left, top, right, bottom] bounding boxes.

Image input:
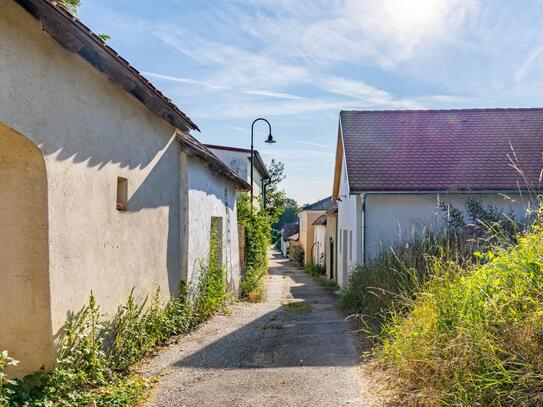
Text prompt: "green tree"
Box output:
[[59, 0, 81, 14], [264, 159, 287, 224], [272, 198, 299, 231]]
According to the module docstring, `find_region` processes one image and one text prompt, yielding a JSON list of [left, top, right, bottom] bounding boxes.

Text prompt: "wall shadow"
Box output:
[[172, 252, 357, 369]]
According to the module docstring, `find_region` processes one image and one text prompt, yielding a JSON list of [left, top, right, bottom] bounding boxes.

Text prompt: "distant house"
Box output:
[[1, 0, 249, 376], [280, 223, 299, 257], [297, 197, 335, 265], [333, 109, 542, 288], [206, 145, 270, 202]]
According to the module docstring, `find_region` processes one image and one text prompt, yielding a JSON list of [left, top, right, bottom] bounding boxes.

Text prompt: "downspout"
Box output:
[[361, 193, 367, 265]]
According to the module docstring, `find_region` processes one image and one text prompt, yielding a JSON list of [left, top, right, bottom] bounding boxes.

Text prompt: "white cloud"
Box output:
[[243, 90, 305, 100], [293, 140, 330, 149], [142, 71, 228, 90]]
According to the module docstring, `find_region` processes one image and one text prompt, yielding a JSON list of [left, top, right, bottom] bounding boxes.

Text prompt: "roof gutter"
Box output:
[[349, 189, 531, 195]]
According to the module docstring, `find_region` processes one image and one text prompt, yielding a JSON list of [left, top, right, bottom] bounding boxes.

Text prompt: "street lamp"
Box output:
[[251, 118, 275, 202]]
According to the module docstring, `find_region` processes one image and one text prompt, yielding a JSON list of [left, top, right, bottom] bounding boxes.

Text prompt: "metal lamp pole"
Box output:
[[250, 117, 275, 203]]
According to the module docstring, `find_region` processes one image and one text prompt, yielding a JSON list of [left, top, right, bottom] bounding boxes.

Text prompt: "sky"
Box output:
[[78, 0, 543, 205]]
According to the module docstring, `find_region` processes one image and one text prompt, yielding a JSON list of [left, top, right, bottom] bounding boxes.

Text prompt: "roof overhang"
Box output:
[[205, 144, 270, 179], [177, 133, 251, 192], [15, 0, 199, 134], [332, 120, 344, 199], [349, 189, 531, 195]]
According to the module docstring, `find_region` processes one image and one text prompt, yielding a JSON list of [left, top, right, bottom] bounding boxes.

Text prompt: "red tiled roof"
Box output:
[[340, 108, 543, 192]]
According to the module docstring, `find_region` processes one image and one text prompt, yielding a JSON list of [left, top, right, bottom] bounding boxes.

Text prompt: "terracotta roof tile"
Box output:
[[340, 108, 543, 192]]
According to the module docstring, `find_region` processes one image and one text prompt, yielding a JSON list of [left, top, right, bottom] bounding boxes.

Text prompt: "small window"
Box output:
[[339, 229, 342, 251], [116, 177, 128, 211], [349, 230, 352, 261]]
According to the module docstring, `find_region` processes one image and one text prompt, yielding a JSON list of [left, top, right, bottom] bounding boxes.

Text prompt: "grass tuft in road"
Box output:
[[284, 302, 313, 312]]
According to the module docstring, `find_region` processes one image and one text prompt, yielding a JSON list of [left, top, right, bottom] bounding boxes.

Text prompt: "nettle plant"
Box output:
[[2, 233, 230, 406]]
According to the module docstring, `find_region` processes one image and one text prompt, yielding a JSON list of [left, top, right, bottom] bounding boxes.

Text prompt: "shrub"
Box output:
[[237, 194, 271, 302], [0, 351, 18, 404], [288, 244, 304, 266], [380, 226, 543, 405]]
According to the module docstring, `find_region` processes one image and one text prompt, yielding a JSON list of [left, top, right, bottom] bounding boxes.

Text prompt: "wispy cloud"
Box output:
[[142, 71, 227, 90], [243, 90, 306, 100], [293, 139, 330, 149]]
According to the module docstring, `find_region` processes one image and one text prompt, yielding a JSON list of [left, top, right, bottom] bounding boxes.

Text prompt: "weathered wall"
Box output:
[[183, 153, 241, 292], [1, 1, 185, 375], [0, 124, 54, 376], [364, 192, 528, 261], [325, 213, 337, 281]]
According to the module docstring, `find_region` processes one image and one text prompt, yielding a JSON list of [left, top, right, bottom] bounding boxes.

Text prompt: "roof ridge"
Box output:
[[341, 107, 543, 114]]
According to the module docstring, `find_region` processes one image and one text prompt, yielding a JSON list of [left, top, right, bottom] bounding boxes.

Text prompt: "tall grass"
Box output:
[[342, 231, 476, 329], [380, 226, 543, 405]]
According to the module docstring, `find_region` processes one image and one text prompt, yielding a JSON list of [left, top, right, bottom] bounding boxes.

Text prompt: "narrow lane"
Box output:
[[143, 250, 364, 407]]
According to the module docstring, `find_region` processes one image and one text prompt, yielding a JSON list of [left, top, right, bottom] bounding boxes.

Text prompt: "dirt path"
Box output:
[[142, 250, 369, 406]]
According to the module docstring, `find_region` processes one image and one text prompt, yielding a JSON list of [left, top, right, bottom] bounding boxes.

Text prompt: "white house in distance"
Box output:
[[333, 109, 543, 288], [206, 145, 270, 202], [1, 0, 249, 376]]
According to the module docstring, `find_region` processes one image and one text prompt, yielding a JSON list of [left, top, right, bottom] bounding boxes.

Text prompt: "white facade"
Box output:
[[336, 157, 362, 288], [182, 154, 242, 293], [207, 147, 266, 199], [363, 193, 527, 260], [313, 224, 327, 266]]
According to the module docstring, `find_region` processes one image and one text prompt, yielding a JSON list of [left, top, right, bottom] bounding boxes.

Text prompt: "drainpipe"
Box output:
[[361, 193, 367, 265]]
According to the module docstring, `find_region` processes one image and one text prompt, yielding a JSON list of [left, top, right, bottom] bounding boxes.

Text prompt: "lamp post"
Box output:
[[250, 118, 275, 202]]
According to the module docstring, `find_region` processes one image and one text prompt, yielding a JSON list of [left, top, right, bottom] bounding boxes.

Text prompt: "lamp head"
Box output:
[[265, 133, 276, 144]]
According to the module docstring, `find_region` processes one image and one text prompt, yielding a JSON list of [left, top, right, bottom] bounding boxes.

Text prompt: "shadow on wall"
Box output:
[[0, 123, 55, 377], [127, 136, 182, 295]]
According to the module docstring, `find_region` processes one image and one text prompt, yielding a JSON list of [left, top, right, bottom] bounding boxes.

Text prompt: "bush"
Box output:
[[237, 194, 271, 302], [380, 226, 543, 405], [288, 244, 304, 266], [2, 236, 229, 406]]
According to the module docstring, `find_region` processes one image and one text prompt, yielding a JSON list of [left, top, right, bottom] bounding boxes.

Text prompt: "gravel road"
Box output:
[[142, 250, 366, 407]]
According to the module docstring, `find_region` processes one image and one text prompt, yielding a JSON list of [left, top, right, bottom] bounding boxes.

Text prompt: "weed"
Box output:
[[284, 302, 313, 312], [2, 233, 230, 406]]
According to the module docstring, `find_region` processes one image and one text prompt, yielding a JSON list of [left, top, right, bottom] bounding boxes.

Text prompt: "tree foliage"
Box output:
[[264, 159, 287, 224], [59, 0, 81, 14]]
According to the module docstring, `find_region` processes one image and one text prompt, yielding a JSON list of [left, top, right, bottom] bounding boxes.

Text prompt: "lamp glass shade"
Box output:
[[265, 134, 276, 144]]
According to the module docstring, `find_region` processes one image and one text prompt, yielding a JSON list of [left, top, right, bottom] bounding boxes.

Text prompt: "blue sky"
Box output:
[[79, 0, 543, 205]]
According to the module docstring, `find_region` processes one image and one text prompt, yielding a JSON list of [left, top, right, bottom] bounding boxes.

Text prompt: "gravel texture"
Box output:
[[142, 250, 367, 406]]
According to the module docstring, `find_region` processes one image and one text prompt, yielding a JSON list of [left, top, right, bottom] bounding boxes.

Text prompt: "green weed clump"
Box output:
[[381, 226, 543, 405], [1, 233, 229, 406], [237, 194, 271, 302], [304, 264, 338, 288]]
